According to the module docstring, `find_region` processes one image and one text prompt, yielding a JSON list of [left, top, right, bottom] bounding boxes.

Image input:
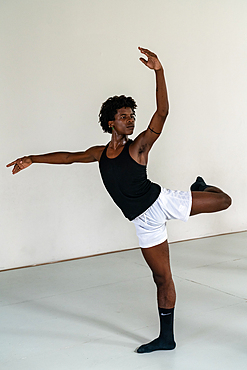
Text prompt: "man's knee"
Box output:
[[153, 272, 173, 288], [221, 193, 232, 210]]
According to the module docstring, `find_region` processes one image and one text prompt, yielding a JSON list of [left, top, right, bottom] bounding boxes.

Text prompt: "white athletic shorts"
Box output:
[[131, 188, 192, 248]]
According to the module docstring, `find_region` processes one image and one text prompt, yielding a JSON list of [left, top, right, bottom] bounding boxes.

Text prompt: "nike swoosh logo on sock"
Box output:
[[160, 313, 172, 316]]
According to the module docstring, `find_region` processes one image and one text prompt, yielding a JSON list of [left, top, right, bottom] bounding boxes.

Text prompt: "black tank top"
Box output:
[[99, 140, 161, 220]]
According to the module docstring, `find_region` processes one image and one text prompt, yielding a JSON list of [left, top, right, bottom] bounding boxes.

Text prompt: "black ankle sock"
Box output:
[[136, 307, 176, 354], [190, 176, 211, 191]]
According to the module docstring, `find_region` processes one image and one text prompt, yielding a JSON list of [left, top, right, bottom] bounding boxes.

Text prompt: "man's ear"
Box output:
[[108, 120, 114, 129]]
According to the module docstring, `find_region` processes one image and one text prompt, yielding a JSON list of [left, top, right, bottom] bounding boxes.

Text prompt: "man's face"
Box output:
[[111, 107, 135, 135]]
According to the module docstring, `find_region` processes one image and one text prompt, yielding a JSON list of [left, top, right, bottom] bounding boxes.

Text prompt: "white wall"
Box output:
[[1, 0, 247, 270]]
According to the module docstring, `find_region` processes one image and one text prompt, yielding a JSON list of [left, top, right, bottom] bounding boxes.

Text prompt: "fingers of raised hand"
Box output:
[[139, 57, 148, 66], [138, 46, 161, 70], [138, 47, 157, 59]]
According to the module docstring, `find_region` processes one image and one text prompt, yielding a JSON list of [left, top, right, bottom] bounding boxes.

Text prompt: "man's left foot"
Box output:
[[136, 337, 176, 353]]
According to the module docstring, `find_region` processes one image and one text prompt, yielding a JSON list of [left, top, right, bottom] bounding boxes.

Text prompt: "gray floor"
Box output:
[[1, 232, 247, 370]]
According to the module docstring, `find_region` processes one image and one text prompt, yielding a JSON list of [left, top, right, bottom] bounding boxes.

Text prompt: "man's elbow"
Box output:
[[65, 153, 74, 164], [158, 107, 169, 121]]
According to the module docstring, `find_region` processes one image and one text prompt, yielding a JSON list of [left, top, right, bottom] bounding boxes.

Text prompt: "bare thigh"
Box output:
[[141, 240, 173, 282], [190, 190, 231, 216]]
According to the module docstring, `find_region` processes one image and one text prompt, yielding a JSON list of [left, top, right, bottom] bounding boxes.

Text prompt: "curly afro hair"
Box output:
[[99, 95, 137, 134]]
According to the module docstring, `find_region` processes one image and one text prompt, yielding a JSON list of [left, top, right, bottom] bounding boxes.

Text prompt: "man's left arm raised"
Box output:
[[134, 47, 169, 150]]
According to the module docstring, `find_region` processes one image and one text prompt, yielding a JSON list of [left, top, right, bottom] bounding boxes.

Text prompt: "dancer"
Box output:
[[7, 47, 231, 353]]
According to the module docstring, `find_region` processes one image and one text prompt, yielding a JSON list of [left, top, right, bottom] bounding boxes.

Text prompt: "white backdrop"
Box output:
[[1, 0, 247, 270]]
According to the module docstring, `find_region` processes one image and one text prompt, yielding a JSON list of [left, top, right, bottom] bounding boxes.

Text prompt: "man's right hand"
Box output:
[[6, 156, 33, 175]]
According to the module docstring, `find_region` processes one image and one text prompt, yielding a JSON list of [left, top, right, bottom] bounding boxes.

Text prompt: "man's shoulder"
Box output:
[[89, 145, 106, 162]]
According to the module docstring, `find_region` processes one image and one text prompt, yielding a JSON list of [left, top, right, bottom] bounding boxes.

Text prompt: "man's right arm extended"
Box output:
[[6, 146, 105, 175]]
